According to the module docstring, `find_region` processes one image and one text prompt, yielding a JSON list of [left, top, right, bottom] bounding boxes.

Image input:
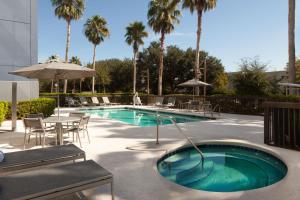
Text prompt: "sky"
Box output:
[[38, 0, 300, 72]]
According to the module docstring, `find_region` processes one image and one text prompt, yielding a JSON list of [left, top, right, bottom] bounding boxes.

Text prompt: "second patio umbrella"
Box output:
[[178, 78, 211, 99], [9, 61, 97, 117]]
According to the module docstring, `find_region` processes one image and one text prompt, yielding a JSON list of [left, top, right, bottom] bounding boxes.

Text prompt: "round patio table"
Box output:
[[43, 116, 81, 145]]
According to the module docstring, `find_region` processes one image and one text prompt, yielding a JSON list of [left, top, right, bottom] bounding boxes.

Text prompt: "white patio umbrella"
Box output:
[[178, 78, 211, 99], [9, 61, 96, 117]]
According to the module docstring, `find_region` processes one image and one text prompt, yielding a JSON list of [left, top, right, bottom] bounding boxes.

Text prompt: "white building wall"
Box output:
[[0, 0, 38, 101]]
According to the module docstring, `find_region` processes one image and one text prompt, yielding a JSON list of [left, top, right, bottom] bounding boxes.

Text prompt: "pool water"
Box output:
[[157, 145, 287, 192], [84, 108, 206, 127]]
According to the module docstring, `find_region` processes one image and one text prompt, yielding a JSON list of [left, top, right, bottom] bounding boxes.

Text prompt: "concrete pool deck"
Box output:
[[0, 106, 299, 200]]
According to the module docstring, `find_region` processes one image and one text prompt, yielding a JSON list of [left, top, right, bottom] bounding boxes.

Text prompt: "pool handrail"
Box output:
[[155, 114, 205, 168]]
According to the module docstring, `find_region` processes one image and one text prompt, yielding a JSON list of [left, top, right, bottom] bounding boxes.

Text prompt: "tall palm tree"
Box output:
[[148, 0, 181, 96], [182, 0, 217, 95], [84, 15, 110, 93], [69, 56, 82, 92], [125, 22, 148, 94], [288, 0, 296, 87], [51, 0, 85, 93]]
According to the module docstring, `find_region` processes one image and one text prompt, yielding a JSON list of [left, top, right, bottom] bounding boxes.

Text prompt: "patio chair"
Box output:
[[26, 113, 44, 119], [163, 97, 176, 108], [0, 160, 114, 200], [133, 96, 143, 106], [154, 97, 164, 106], [64, 116, 91, 147], [0, 144, 85, 174], [23, 118, 57, 149], [66, 96, 81, 107], [102, 96, 119, 106]]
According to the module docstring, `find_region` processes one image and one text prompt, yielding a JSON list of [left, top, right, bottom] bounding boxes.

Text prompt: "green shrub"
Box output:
[[17, 98, 56, 118], [0, 101, 9, 125]]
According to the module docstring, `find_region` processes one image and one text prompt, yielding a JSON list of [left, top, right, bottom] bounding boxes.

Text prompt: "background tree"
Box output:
[[288, 0, 296, 86], [148, 0, 181, 95], [69, 56, 82, 92], [84, 15, 110, 93], [182, 0, 217, 95], [233, 58, 270, 96], [51, 0, 85, 93], [125, 22, 148, 94]]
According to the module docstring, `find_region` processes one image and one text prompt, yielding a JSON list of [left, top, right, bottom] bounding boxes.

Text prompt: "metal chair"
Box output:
[[64, 116, 91, 148], [23, 118, 56, 149]]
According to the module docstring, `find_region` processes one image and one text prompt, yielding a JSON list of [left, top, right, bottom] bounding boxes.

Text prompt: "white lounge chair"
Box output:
[[102, 97, 119, 106], [133, 96, 143, 106], [163, 97, 176, 108], [154, 97, 164, 106], [91, 97, 102, 106]]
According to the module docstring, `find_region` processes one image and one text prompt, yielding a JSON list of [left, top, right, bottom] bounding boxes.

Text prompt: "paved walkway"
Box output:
[[0, 107, 299, 200]]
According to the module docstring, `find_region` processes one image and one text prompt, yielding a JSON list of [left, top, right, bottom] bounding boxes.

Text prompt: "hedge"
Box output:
[[0, 101, 9, 125]]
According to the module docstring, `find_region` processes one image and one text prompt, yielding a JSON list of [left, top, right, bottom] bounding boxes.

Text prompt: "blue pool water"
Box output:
[[157, 144, 287, 192], [83, 108, 207, 127]]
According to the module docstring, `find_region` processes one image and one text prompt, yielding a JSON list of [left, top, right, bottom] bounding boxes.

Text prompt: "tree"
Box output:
[[148, 0, 181, 95], [51, 0, 85, 93], [84, 15, 110, 93], [288, 0, 296, 85], [125, 22, 148, 94], [182, 0, 217, 95], [69, 56, 82, 92], [233, 58, 270, 96]]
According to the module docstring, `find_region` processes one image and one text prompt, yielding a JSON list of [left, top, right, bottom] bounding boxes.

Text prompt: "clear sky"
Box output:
[[38, 0, 300, 72]]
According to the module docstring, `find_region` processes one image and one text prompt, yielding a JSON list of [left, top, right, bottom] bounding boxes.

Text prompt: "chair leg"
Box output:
[[85, 129, 90, 144], [76, 130, 82, 148], [23, 131, 27, 150], [111, 180, 114, 200], [42, 132, 46, 148]]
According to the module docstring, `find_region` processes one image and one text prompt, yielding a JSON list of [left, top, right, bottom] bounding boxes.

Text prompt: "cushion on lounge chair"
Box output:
[[0, 144, 85, 173], [0, 160, 113, 200]]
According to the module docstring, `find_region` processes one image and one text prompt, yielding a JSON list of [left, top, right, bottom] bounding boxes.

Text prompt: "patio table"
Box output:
[[44, 116, 81, 145]]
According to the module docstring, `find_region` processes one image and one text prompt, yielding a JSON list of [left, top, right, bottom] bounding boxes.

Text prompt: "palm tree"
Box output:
[[288, 0, 296, 87], [69, 56, 82, 92], [84, 15, 110, 93], [125, 22, 148, 94], [182, 0, 217, 95], [148, 0, 181, 96], [51, 0, 85, 93]]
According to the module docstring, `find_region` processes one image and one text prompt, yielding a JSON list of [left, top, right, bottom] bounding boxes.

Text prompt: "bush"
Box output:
[[0, 101, 9, 125]]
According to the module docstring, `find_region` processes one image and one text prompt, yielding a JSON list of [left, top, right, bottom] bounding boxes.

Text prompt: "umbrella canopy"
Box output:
[[178, 78, 211, 87], [8, 62, 96, 80]]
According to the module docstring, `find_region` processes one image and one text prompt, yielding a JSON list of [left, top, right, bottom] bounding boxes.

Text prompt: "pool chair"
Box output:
[[0, 144, 85, 174], [66, 96, 81, 107], [133, 96, 143, 106], [102, 96, 119, 106], [154, 97, 164, 106], [79, 96, 91, 106], [163, 97, 176, 108], [0, 160, 114, 200], [91, 96, 102, 106]]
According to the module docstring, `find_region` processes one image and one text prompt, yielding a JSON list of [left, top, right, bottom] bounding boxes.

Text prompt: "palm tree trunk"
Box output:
[[63, 19, 71, 94], [195, 10, 203, 96], [158, 32, 165, 96], [51, 80, 54, 93], [147, 67, 150, 94], [133, 50, 137, 94], [92, 44, 97, 93], [79, 79, 82, 92], [288, 0, 296, 87]]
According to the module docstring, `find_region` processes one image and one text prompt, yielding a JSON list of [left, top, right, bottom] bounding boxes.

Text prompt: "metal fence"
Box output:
[[264, 102, 300, 151]]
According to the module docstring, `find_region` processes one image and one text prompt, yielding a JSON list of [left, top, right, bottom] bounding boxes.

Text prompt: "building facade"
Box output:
[[0, 0, 38, 101]]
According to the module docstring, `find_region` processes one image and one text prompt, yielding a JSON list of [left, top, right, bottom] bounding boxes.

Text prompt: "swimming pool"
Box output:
[[157, 144, 287, 192], [83, 108, 207, 127]]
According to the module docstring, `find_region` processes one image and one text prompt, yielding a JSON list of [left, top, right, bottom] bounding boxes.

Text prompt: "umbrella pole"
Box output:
[[55, 80, 60, 118]]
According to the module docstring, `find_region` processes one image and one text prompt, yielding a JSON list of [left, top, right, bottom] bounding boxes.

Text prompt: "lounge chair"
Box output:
[[163, 97, 176, 108], [0, 144, 85, 174], [102, 97, 119, 106], [79, 96, 90, 106], [66, 97, 81, 107], [133, 96, 143, 106], [154, 97, 164, 106], [0, 160, 114, 200], [91, 96, 102, 106]]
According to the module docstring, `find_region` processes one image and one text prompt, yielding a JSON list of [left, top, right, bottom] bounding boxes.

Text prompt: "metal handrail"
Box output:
[[156, 114, 205, 168]]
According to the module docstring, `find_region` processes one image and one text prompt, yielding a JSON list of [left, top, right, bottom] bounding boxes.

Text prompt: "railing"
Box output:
[[264, 102, 300, 151], [155, 114, 205, 167]]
